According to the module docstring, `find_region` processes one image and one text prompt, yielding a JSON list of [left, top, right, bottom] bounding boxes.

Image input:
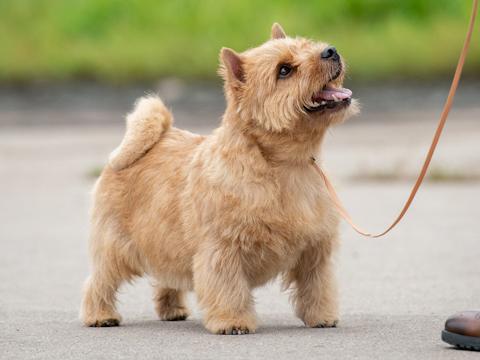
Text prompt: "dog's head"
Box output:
[[220, 23, 359, 133]]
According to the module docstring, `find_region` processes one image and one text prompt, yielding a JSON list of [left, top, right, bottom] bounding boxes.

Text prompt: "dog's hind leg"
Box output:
[[153, 287, 190, 321], [81, 273, 122, 327], [80, 224, 141, 327]]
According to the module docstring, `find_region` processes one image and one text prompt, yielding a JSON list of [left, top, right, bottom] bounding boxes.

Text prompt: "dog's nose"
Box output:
[[321, 46, 339, 61]]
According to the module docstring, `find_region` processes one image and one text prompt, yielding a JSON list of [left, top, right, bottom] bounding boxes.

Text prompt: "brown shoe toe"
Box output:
[[442, 310, 480, 351]]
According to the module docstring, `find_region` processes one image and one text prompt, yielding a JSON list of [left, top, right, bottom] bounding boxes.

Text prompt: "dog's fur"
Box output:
[[80, 23, 358, 334]]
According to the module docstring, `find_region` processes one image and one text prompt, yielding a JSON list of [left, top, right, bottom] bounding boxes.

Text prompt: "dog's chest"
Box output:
[[280, 168, 333, 223], [242, 169, 336, 252], [237, 173, 337, 285]]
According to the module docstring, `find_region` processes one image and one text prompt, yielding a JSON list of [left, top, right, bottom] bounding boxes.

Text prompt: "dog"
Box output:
[[80, 23, 358, 335]]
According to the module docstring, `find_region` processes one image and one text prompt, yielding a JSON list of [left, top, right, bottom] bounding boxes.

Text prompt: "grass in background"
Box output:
[[0, 0, 478, 83]]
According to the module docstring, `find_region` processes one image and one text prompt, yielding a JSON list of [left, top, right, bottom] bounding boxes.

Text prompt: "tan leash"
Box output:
[[312, 0, 479, 238]]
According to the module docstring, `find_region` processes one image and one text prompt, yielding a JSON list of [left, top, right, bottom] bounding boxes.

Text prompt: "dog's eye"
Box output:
[[278, 64, 292, 79]]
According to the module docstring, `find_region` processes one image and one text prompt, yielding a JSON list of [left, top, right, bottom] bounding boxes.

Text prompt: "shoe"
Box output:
[[442, 310, 480, 351]]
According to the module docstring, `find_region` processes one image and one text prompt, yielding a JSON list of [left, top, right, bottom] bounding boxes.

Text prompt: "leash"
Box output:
[[312, 0, 478, 238]]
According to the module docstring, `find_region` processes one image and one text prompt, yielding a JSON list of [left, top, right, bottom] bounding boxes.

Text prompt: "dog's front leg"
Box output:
[[193, 245, 256, 335], [287, 240, 339, 328]]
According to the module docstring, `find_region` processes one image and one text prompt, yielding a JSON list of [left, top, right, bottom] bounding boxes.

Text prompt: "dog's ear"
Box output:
[[271, 23, 286, 40], [220, 47, 245, 84]]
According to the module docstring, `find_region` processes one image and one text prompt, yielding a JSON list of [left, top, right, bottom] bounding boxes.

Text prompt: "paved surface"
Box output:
[[1, 82, 479, 359]]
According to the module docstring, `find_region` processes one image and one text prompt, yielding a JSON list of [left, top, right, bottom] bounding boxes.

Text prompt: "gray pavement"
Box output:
[[1, 82, 479, 359]]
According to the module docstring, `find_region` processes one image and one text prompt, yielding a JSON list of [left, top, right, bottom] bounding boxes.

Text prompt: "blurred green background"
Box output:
[[0, 0, 478, 83]]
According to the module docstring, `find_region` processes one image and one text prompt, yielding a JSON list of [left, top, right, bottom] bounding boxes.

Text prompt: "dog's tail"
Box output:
[[109, 95, 173, 171]]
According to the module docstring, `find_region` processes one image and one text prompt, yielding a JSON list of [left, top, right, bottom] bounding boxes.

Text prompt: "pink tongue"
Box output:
[[314, 87, 352, 101]]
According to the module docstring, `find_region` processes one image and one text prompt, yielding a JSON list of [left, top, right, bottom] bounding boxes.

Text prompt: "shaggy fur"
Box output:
[[80, 23, 359, 334]]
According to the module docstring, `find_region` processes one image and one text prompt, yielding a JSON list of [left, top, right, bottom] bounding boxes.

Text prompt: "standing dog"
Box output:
[[80, 23, 358, 334]]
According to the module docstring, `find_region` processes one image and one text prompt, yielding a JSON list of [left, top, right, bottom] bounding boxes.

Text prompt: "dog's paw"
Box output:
[[217, 326, 253, 335], [158, 306, 190, 321], [89, 318, 121, 327], [164, 313, 188, 321], [81, 309, 122, 327], [296, 306, 339, 328], [312, 319, 339, 328], [300, 311, 339, 328], [205, 315, 256, 335]]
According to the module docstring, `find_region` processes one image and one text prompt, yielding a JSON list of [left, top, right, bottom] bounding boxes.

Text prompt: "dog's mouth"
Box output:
[[304, 85, 352, 113]]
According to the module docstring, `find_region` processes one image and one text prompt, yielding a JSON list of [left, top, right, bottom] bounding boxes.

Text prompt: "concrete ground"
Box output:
[[1, 81, 479, 359]]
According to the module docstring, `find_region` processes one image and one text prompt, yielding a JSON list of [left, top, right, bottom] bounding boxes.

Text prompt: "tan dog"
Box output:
[[80, 23, 358, 334]]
